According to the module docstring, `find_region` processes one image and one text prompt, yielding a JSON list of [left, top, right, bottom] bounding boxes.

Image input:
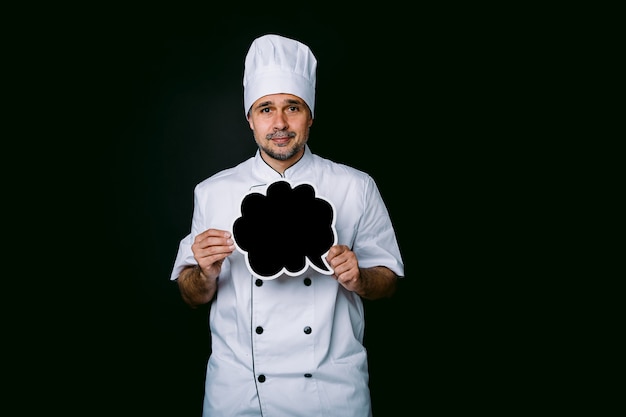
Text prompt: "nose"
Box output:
[[273, 113, 288, 131]]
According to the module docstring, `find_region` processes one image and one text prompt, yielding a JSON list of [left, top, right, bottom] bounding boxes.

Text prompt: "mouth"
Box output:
[[271, 136, 291, 145], [267, 132, 295, 145]]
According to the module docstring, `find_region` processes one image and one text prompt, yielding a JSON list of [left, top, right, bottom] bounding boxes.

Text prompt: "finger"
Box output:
[[326, 244, 347, 262], [331, 259, 351, 278], [195, 228, 230, 242], [195, 230, 233, 248], [196, 239, 236, 258], [328, 248, 353, 269], [197, 245, 235, 271]]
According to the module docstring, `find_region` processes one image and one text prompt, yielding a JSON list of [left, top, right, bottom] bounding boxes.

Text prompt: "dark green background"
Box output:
[[89, 13, 422, 417], [35, 7, 534, 417]]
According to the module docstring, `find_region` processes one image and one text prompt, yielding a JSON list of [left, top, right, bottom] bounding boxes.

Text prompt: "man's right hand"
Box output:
[[192, 228, 236, 281]]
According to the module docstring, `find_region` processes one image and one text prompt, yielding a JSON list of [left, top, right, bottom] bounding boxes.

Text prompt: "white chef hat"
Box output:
[[243, 34, 317, 117]]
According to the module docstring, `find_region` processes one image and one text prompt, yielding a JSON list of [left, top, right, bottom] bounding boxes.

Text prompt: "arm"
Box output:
[[177, 265, 217, 308], [326, 245, 398, 300], [358, 265, 398, 300], [177, 228, 235, 308]]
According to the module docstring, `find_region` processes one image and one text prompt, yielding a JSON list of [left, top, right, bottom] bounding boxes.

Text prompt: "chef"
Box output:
[[171, 33, 405, 416]]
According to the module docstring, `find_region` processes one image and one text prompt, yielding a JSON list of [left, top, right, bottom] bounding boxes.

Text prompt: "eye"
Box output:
[[260, 107, 270, 113]]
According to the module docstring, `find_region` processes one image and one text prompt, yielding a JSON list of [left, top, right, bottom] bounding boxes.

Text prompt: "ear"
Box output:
[[247, 115, 254, 130]]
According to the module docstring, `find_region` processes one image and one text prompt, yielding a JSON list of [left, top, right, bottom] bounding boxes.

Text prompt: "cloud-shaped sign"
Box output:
[[232, 180, 337, 280]]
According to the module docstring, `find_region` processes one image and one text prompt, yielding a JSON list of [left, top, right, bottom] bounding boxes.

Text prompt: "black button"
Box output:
[[303, 326, 312, 334], [258, 375, 266, 383], [303, 277, 312, 286], [255, 279, 263, 287], [256, 326, 264, 334], [304, 373, 312, 378]]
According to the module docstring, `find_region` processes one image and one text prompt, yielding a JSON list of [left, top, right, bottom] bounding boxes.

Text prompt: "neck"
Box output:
[[260, 148, 305, 175]]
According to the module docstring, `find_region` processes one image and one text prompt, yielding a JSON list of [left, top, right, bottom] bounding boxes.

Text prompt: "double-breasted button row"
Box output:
[[255, 325, 312, 335], [254, 275, 315, 385], [257, 373, 313, 383]]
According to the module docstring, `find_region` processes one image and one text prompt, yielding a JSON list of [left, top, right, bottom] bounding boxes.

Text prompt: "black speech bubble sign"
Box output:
[[232, 180, 337, 280]]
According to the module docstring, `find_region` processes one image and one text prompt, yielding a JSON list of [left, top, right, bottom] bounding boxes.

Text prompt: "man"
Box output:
[[171, 33, 405, 416]]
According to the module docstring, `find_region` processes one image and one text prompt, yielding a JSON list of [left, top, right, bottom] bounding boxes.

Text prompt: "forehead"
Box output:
[[252, 93, 305, 108]]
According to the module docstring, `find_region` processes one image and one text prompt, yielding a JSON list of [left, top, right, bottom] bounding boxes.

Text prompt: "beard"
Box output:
[[259, 140, 306, 161]]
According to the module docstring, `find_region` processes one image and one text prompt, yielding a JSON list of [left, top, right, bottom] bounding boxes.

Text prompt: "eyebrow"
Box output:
[[283, 98, 303, 106]]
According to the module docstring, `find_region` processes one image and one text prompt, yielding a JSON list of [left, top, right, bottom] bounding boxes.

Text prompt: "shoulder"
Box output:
[[311, 153, 371, 179], [310, 153, 375, 189], [194, 157, 255, 193]]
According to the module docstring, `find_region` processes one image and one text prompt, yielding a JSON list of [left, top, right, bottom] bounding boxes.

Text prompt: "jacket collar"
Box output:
[[252, 144, 314, 183]]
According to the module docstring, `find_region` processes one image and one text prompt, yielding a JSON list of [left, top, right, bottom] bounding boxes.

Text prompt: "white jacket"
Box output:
[[171, 145, 405, 416]]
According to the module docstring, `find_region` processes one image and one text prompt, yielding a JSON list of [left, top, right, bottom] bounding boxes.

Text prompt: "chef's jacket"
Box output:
[[171, 145, 405, 416]]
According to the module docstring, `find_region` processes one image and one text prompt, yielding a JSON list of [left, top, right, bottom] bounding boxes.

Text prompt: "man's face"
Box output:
[[247, 93, 313, 165]]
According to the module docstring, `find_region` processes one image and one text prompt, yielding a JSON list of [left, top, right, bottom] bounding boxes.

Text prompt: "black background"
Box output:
[[16, 5, 544, 417], [91, 14, 424, 415]]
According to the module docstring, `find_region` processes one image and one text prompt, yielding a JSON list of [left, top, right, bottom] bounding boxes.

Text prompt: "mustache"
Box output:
[[265, 131, 296, 140]]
